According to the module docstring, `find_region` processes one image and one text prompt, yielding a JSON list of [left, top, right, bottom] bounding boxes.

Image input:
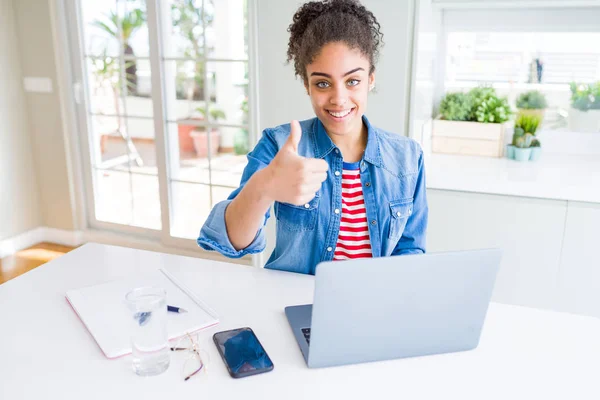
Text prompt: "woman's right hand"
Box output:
[[264, 120, 329, 206]]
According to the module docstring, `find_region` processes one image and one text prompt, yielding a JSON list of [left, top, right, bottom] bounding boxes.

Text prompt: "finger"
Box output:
[[282, 120, 302, 153], [303, 158, 329, 172], [299, 182, 324, 196]]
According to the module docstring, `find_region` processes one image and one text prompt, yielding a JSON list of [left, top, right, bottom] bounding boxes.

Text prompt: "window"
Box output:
[[71, 0, 255, 246]]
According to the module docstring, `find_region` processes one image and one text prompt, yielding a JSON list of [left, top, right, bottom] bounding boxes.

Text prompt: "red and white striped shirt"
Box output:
[[333, 161, 372, 260]]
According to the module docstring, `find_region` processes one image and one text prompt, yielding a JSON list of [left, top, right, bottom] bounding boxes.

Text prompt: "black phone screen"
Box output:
[[213, 327, 274, 378]]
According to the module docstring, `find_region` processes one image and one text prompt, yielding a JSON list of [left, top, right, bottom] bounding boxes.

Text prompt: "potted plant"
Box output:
[[516, 90, 547, 120], [508, 114, 540, 161], [433, 86, 512, 157], [190, 106, 226, 157], [512, 129, 534, 162], [568, 82, 600, 133]]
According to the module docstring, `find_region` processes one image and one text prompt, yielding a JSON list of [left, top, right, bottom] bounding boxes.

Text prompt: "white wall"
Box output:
[[0, 0, 42, 240], [12, 0, 77, 232]]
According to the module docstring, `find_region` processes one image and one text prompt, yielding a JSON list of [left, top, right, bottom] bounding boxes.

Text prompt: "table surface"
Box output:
[[1, 243, 599, 399], [425, 152, 600, 203]]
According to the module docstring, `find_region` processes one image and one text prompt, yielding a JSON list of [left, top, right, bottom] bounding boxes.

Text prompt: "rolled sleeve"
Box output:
[[197, 128, 278, 258], [392, 149, 428, 256], [197, 199, 269, 258]]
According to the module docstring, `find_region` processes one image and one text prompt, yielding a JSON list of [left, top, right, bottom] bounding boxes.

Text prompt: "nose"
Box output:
[[329, 86, 348, 107]]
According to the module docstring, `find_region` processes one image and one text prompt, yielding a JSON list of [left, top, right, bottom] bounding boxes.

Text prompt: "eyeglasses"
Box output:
[[170, 332, 210, 381]]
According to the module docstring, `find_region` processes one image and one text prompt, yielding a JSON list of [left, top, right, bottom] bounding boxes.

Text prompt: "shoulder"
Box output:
[[374, 126, 423, 177]]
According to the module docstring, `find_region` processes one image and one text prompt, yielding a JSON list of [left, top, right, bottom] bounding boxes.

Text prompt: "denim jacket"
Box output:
[[197, 115, 428, 275]]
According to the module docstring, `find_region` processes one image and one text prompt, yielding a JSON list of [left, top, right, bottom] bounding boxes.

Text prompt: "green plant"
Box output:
[[93, 8, 145, 95], [516, 91, 548, 109], [474, 93, 511, 123], [515, 114, 541, 135], [439, 92, 471, 121], [195, 106, 226, 121], [530, 138, 541, 147], [467, 86, 497, 120], [570, 82, 600, 111]]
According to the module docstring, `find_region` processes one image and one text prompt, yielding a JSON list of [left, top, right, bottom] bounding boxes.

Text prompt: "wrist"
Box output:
[[253, 167, 276, 204]]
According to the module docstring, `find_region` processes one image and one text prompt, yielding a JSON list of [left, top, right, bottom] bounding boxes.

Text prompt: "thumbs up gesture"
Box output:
[[264, 120, 329, 205]]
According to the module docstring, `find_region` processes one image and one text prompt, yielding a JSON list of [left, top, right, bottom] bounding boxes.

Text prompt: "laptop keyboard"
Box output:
[[301, 328, 311, 345]]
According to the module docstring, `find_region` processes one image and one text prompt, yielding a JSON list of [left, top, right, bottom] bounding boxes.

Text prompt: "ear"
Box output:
[[368, 73, 376, 92]]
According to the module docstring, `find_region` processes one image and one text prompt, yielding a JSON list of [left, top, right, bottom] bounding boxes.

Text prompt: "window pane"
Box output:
[[207, 61, 248, 127], [82, 0, 150, 58], [210, 155, 247, 188], [91, 116, 156, 171], [163, 0, 206, 59], [444, 32, 600, 134], [117, 0, 150, 58], [170, 182, 211, 239], [81, 1, 119, 57], [164, 60, 209, 122], [95, 169, 161, 229], [207, 0, 248, 60], [86, 57, 154, 118]]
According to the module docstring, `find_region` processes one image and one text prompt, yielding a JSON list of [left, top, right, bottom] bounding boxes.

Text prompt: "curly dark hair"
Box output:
[[286, 0, 383, 84]]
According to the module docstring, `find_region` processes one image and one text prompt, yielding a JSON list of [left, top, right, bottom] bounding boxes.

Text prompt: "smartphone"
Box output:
[[213, 327, 274, 378]]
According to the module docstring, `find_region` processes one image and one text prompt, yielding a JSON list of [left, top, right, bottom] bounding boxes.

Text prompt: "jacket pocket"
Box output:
[[274, 195, 320, 232], [388, 198, 413, 240]]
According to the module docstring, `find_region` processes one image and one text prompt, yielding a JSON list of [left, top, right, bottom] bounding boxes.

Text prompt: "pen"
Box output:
[[167, 305, 188, 313]]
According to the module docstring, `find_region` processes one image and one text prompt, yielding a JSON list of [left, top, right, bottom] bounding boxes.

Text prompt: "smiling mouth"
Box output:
[[327, 107, 355, 119]]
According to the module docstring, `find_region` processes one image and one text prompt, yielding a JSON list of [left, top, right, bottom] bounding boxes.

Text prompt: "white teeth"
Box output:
[[328, 109, 352, 118]]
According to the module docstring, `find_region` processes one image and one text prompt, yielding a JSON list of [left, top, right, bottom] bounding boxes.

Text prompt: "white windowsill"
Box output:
[[424, 152, 600, 204]]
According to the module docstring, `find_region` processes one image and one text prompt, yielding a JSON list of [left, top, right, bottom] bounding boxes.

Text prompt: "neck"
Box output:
[[327, 120, 368, 163]]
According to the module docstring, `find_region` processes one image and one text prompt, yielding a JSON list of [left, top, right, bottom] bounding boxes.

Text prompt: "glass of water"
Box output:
[[125, 287, 170, 376]]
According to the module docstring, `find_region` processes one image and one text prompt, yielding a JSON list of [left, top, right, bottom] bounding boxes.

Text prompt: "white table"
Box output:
[[1, 243, 599, 399]]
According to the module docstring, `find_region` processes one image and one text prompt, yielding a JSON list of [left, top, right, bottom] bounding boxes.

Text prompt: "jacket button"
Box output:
[[327, 247, 332, 252], [334, 209, 340, 214], [371, 220, 377, 225], [365, 182, 371, 187], [304, 204, 310, 209]]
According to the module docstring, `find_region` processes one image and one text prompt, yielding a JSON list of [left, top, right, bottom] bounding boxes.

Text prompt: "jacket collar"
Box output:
[[311, 115, 382, 167]]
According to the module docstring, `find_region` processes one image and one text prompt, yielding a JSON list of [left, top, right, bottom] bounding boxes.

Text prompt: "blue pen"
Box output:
[[167, 305, 188, 313]]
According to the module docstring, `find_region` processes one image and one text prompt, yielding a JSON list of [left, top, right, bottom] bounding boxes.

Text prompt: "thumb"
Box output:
[[283, 120, 302, 153]]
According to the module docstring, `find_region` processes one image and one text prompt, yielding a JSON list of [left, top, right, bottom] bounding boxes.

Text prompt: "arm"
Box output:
[[197, 121, 328, 258], [391, 150, 428, 256], [197, 130, 278, 258]]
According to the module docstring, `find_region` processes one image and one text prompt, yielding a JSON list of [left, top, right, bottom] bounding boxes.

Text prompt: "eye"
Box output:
[[347, 79, 361, 87], [316, 81, 330, 89]]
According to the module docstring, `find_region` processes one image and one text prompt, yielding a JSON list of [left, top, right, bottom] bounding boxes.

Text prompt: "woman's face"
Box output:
[[305, 42, 375, 139]]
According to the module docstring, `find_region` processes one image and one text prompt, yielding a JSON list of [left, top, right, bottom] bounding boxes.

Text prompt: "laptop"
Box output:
[[285, 249, 502, 368]]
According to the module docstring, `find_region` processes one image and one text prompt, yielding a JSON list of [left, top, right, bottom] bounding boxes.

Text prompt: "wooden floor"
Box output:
[[0, 242, 76, 285]]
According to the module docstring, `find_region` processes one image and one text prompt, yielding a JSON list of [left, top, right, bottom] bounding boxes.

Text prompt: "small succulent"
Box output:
[[516, 91, 548, 110], [515, 133, 534, 149], [530, 138, 541, 148], [512, 127, 524, 145], [439, 92, 472, 121], [515, 114, 541, 135]]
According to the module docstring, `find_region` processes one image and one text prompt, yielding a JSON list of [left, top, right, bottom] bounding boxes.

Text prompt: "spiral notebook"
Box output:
[[66, 268, 219, 359]]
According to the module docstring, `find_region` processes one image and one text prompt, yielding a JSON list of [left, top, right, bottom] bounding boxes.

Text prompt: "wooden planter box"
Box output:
[[432, 118, 512, 158]]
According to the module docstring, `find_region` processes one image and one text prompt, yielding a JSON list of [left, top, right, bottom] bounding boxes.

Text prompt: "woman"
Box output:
[[198, 0, 428, 274]]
